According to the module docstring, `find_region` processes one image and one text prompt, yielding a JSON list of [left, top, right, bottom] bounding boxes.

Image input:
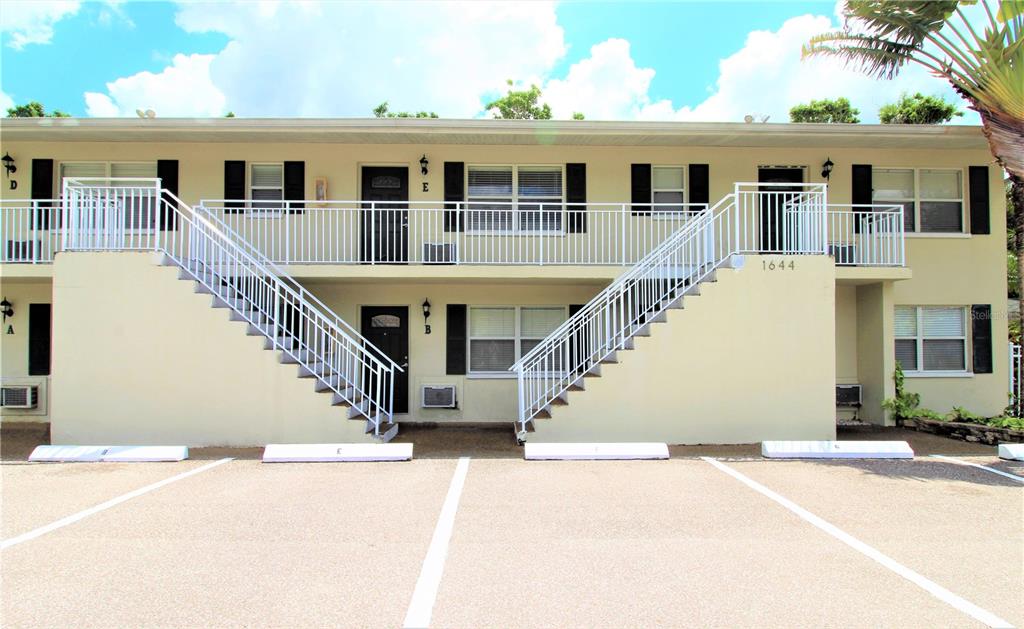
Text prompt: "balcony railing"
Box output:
[[197, 200, 706, 266], [1, 198, 907, 268], [826, 204, 905, 267]]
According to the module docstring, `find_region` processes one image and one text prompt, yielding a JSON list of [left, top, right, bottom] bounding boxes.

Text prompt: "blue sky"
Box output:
[[0, 1, 973, 123]]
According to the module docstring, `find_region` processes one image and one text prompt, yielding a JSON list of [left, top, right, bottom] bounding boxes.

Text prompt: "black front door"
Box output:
[[757, 167, 805, 253], [361, 306, 409, 414], [361, 167, 409, 263]]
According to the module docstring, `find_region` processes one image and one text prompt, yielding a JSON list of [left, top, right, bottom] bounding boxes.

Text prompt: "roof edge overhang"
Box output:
[[0, 117, 990, 150]]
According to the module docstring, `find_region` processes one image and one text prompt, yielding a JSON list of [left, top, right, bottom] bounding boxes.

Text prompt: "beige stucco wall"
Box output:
[[1, 136, 1008, 427], [533, 255, 836, 444], [0, 278, 52, 422], [307, 280, 603, 423], [50, 252, 376, 446]]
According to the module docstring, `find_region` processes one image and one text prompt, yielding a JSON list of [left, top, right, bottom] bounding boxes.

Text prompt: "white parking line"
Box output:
[[403, 456, 470, 629], [702, 457, 1014, 629], [929, 454, 1024, 484], [1, 458, 234, 551]]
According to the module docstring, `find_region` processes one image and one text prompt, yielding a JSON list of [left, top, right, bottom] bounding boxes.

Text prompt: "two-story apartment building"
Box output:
[[0, 118, 1007, 446]]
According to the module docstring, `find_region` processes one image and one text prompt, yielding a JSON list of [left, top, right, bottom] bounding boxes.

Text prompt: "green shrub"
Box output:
[[986, 417, 1024, 431]]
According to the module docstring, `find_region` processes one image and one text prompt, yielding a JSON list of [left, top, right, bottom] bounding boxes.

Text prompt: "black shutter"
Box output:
[[631, 164, 652, 215], [443, 162, 464, 232], [688, 164, 709, 208], [851, 164, 872, 234], [31, 159, 54, 229], [446, 304, 467, 375], [566, 163, 587, 233], [28, 303, 52, 376], [971, 304, 992, 374], [224, 160, 246, 213], [284, 161, 305, 213], [969, 166, 990, 235], [157, 159, 179, 230]]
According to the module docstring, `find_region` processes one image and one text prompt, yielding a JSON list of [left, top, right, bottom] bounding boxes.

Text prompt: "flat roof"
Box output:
[[0, 117, 988, 149]]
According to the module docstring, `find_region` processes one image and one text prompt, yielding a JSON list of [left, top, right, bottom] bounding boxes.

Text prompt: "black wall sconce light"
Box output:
[[419, 154, 429, 176], [2, 153, 16, 177], [422, 298, 432, 334], [1, 297, 13, 323], [821, 157, 834, 181]]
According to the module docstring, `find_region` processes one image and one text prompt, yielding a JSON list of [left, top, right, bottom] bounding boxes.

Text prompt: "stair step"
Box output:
[[232, 309, 267, 324], [650, 309, 668, 324], [567, 378, 585, 392], [264, 335, 301, 351], [600, 351, 619, 364], [585, 364, 602, 377], [331, 389, 356, 406], [378, 423, 400, 443], [534, 407, 552, 419], [247, 321, 273, 337], [211, 295, 248, 310], [298, 362, 332, 378], [633, 324, 651, 337], [314, 374, 347, 393]]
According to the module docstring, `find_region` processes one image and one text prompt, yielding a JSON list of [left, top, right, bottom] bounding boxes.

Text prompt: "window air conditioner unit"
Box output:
[[1, 385, 39, 409], [836, 384, 862, 407], [422, 385, 457, 408], [423, 243, 457, 264]]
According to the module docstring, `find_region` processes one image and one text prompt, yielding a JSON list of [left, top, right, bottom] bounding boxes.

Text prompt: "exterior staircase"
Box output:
[[511, 182, 828, 440], [61, 178, 402, 441]]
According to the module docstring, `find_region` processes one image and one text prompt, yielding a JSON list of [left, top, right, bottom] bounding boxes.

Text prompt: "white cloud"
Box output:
[[81, 0, 977, 123], [543, 10, 976, 124], [0, 89, 14, 111], [1, 1, 80, 49], [166, 0, 565, 117], [83, 53, 226, 117]]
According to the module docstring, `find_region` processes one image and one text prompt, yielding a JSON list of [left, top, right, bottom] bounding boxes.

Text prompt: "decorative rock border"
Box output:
[[903, 418, 1024, 445]]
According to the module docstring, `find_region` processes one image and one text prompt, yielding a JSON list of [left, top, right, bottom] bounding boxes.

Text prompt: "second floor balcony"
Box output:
[[1, 196, 906, 269]]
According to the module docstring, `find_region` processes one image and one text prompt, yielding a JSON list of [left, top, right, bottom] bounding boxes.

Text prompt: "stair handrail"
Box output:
[[511, 182, 828, 433], [193, 200, 402, 372], [61, 178, 400, 434]]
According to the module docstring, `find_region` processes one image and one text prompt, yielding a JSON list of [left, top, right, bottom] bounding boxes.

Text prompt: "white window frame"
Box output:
[[873, 167, 966, 235], [467, 305, 568, 376], [58, 160, 159, 232], [650, 165, 687, 217], [465, 164, 565, 235], [248, 162, 285, 214], [895, 305, 970, 376]]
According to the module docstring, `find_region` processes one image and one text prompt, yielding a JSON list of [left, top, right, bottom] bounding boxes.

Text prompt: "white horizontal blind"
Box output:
[[468, 167, 513, 197], [469, 307, 516, 372], [251, 164, 283, 188], [521, 307, 565, 337], [517, 168, 562, 198], [874, 168, 916, 232], [110, 162, 157, 179], [895, 306, 918, 337], [922, 307, 964, 337], [60, 162, 107, 182], [517, 167, 562, 232]]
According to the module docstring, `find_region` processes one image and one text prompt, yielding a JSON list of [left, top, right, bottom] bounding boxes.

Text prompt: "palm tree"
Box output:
[[804, 0, 1023, 336]]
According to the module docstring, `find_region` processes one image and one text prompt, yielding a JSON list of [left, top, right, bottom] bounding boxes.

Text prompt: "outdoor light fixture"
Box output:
[[419, 154, 429, 176], [0, 298, 13, 322], [821, 157, 834, 180], [422, 298, 432, 334], [1, 153, 15, 176]]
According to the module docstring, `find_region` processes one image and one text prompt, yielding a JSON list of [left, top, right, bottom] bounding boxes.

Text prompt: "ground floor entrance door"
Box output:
[[757, 166, 805, 253], [361, 167, 409, 263], [360, 306, 409, 414]]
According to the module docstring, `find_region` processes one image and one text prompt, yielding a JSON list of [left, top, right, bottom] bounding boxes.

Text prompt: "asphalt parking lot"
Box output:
[[1, 425, 1021, 628]]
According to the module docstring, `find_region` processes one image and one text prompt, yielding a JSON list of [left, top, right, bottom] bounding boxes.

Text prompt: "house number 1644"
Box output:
[[762, 260, 796, 271]]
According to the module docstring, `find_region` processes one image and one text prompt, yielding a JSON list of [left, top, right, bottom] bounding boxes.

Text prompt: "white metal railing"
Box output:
[[61, 178, 402, 436], [510, 182, 829, 433], [827, 205, 905, 267], [0, 199, 60, 263], [196, 200, 706, 266], [1010, 342, 1022, 417]]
